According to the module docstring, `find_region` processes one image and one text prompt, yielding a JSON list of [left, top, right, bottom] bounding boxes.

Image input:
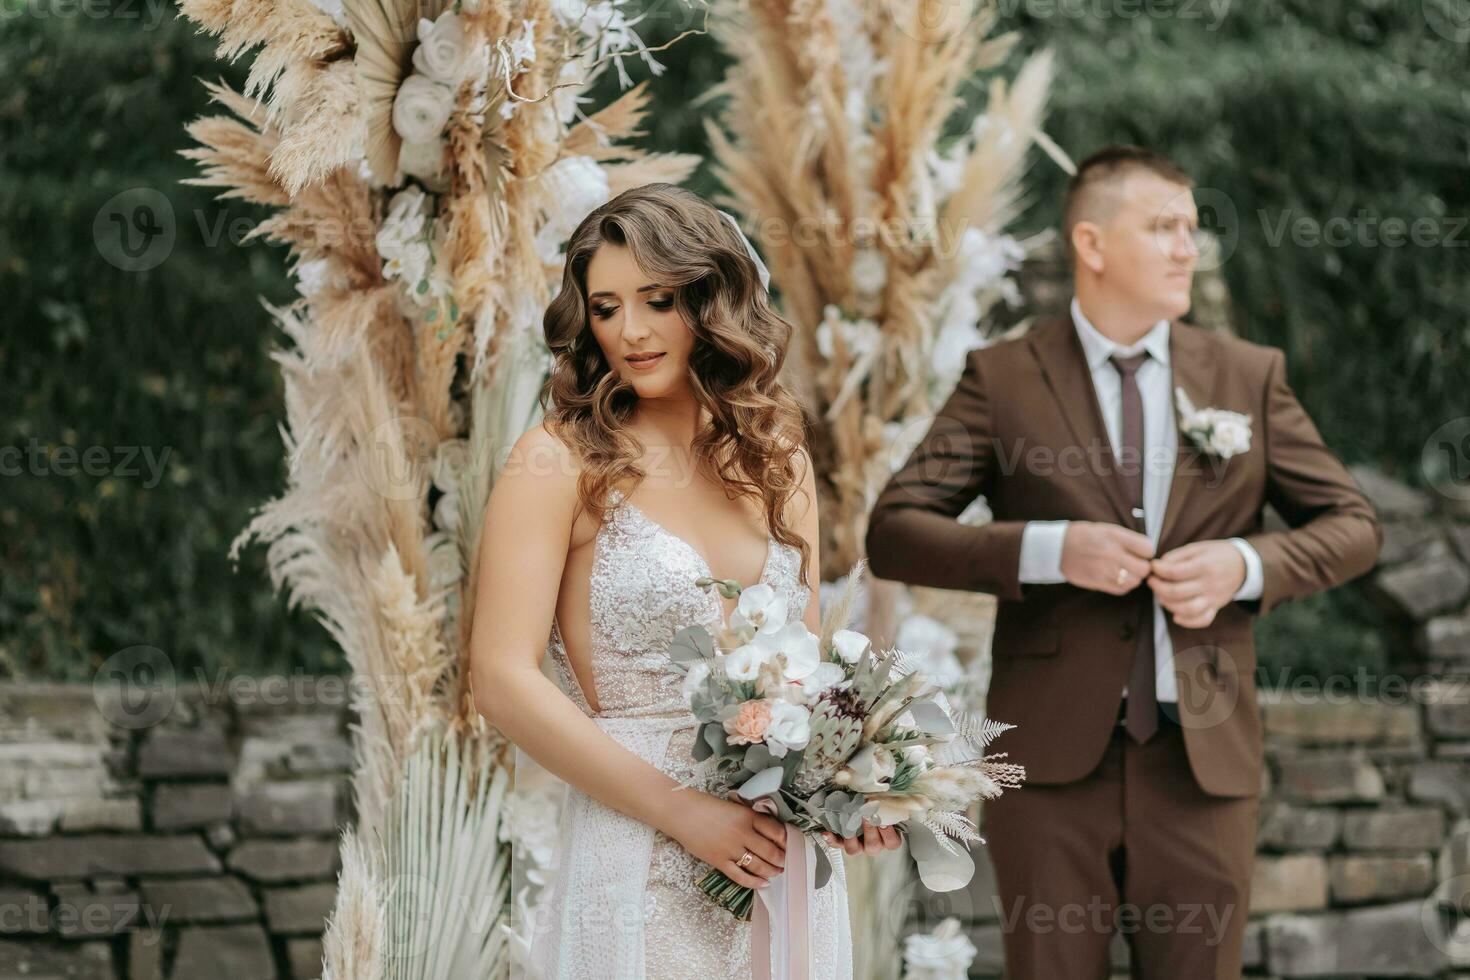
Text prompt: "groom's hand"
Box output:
[[1059, 522, 1155, 595], [1147, 540, 1247, 629]]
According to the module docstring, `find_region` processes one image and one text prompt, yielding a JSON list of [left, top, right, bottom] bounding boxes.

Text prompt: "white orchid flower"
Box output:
[[762, 700, 811, 757], [730, 583, 789, 635]]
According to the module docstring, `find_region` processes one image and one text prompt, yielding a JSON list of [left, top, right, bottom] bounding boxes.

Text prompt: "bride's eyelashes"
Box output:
[[590, 296, 675, 320]]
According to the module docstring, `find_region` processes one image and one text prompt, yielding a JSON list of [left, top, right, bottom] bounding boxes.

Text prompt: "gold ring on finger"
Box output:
[[737, 850, 753, 868], [1116, 566, 1128, 585]]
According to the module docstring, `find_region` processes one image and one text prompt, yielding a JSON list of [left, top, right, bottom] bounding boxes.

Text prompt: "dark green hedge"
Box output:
[[0, 6, 331, 680]]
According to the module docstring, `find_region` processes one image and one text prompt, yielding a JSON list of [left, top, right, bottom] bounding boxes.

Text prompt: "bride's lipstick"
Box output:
[[625, 352, 666, 371]]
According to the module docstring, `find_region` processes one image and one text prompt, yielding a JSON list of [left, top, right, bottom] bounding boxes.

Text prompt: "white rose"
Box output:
[[731, 583, 788, 635], [722, 642, 769, 683], [1208, 412, 1253, 458], [831, 629, 871, 664], [392, 74, 453, 144], [762, 700, 810, 757], [902, 744, 931, 767], [412, 11, 468, 85], [835, 744, 896, 793], [755, 621, 819, 682]]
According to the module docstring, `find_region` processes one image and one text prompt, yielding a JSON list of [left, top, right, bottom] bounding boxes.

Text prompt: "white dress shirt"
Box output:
[[1017, 297, 1263, 703]]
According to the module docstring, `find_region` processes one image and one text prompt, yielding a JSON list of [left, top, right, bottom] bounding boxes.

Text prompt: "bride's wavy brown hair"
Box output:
[[541, 182, 813, 584]]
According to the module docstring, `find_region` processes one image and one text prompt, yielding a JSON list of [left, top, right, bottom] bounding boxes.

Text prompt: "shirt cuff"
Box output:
[[1229, 537, 1264, 600], [1019, 521, 1070, 584]]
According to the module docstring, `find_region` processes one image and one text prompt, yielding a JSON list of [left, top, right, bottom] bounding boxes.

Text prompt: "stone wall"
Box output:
[[0, 679, 354, 980]]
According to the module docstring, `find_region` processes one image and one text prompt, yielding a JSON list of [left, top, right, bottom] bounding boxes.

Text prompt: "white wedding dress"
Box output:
[[524, 486, 852, 979]]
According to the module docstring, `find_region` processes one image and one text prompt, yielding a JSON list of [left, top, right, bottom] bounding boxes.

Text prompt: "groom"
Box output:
[[865, 146, 1382, 978]]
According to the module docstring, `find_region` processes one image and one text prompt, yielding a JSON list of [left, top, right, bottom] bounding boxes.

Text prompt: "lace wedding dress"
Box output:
[[525, 487, 852, 980]]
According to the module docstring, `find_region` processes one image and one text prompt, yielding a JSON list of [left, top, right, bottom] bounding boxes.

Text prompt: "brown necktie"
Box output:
[[1111, 351, 1157, 744]]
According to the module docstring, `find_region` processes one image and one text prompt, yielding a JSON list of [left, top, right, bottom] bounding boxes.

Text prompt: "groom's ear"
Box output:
[[1070, 221, 1106, 274]]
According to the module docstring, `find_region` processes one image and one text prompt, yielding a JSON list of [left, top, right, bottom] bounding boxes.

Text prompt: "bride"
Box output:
[[469, 183, 901, 978]]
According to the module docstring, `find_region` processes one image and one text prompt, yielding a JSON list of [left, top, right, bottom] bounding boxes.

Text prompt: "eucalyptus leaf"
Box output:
[[669, 625, 715, 663], [743, 743, 773, 773], [733, 765, 785, 800], [906, 820, 975, 892], [703, 725, 728, 757], [908, 699, 955, 736], [692, 728, 714, 762]]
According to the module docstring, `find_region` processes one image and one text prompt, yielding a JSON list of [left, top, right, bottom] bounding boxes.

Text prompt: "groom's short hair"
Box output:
[[1062, 145, 1194, 263]]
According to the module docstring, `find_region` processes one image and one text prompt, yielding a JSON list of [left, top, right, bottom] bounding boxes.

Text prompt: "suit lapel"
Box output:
[[1028, 314, 1135, 526], [1158, 320, 1223, 547]]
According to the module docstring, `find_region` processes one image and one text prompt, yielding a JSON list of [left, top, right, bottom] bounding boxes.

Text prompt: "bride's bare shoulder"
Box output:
[[498, 423, 602, 544], [495, 423, 582, 512]]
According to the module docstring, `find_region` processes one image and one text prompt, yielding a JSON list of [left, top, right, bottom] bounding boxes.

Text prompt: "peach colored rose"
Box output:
[[724, 699, 773, 746]]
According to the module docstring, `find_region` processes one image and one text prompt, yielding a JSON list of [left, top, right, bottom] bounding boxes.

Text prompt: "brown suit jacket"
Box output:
[[865, 312, 1383, 797]]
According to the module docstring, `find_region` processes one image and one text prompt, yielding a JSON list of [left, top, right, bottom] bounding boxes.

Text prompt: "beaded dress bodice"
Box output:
[[547, 486, 811, 719]]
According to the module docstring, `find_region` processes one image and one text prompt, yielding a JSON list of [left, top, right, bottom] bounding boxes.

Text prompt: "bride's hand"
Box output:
[[666, 793, 788, 890], [821, 819, 903, 856]]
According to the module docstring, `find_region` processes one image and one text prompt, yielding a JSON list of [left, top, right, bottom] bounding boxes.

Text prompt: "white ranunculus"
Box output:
[[762, 700, 811, 757], [413, 11, 468, 85], [731, 583, 788, 636], [722, 642, 769, 683], [680, 660, 711, 700], [831, 629, 871, 664], [397, 137, 446, 182], [835, 744, 896, 793], [754, 621, 820, 682], [392, 74, 454, 144]]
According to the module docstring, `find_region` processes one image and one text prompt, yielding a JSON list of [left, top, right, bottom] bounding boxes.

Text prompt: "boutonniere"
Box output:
[[1175, 387, 1253, 459]]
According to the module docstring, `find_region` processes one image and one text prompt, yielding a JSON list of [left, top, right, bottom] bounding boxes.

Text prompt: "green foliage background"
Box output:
[[3, 0, 1463, 680]]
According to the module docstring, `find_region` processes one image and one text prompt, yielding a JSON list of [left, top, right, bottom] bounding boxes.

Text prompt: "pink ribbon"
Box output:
[[750, 797, 815, 980]]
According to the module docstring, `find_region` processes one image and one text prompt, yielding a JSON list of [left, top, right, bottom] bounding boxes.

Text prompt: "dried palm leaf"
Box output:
[[343, 0, 422, 185]]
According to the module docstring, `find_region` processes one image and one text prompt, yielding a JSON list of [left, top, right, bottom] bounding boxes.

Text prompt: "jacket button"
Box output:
[[1119, 622, 1136, 641]]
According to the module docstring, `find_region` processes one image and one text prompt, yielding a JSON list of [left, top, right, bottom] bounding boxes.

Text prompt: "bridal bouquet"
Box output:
[[665, 566, 1026, 920]]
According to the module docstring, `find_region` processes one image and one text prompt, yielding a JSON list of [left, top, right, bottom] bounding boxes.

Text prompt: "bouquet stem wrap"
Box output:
[[751, 797, 815, 980]]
